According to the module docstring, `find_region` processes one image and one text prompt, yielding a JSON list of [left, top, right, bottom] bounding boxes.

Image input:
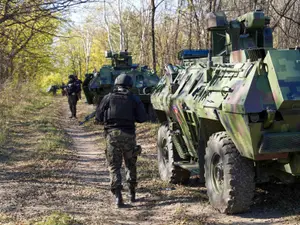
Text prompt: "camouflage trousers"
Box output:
[[105, 129, 137, 192]]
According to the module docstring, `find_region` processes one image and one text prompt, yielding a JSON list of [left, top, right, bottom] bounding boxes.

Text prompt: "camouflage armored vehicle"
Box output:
[[83, 51, 159, 120], [151, 10, 300, 214]]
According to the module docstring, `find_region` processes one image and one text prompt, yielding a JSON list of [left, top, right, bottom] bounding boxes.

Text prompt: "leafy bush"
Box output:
[[37, 72, 65, 92]]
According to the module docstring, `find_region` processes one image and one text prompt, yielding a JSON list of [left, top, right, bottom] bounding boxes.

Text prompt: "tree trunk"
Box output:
[[188, 1, 193, 49], [206, 0, 213, 48], [188, 0, 202, 48], [140, 22, 146, 64], [104, 0, 114, 51], [118, 0, 125, 51], [174, 0, 182, 59], [151, 0, 156, 73]]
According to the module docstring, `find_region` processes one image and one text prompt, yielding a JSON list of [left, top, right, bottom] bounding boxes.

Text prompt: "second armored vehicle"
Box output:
[[83, 51, 159, 121], [151, 10, 300, 214]]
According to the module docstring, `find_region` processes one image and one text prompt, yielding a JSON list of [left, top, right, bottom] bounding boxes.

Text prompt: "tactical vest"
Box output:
[[106, 92, 135, 122]]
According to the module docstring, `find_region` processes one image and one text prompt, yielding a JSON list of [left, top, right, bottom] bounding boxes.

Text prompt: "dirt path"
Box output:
[[61, 102, 168, 224]]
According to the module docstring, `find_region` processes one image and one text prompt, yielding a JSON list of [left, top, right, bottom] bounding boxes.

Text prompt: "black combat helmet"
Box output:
[[68, 74, 75, 80], [114, 73, 133, 88]]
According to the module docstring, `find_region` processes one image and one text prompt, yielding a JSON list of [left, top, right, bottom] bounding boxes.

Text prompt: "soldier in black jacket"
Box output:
[[95, 73, 147, 208], [66, 75, 80, 118]]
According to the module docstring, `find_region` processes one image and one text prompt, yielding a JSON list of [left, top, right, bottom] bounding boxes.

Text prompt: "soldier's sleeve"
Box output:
[[75, 82, 81, 93], [95, 94, 110, 122], [133, 95, 147, 123]]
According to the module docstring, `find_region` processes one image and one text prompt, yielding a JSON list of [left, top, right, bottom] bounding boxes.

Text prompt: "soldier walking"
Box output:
[[95, 73, 147, 208], [66, 75, 80, 118]]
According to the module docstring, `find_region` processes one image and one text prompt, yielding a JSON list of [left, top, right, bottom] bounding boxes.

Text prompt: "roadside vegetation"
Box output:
[[0, 85, 72, 168], [0, 86, 78, 224]]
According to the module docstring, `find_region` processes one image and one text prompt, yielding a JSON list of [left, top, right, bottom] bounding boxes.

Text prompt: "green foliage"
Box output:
[[38, 73, 65, 91], [34, 212, 79, 225], [0, 83, 52, 147], [0, 213, 13, 224], [0, 13, 61, 83], [0, 128, 7, 147], [52, 24, 110, 79]]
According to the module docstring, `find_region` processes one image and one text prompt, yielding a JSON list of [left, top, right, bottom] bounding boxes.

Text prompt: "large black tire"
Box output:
[[157, 124, 190, 184], [204, 132, 255, 214]]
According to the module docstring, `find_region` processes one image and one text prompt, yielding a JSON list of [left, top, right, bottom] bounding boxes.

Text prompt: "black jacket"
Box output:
[[67, 80, 80, 95], [95, 86, 147, 134]]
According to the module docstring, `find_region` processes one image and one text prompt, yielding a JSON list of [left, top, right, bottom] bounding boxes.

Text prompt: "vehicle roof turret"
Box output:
[[105, 50, 133, 69], [207, 9, 273, 62]]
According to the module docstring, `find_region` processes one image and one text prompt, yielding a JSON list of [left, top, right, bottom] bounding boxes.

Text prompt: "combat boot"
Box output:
[[115, 189, 124, 208], [128, 188, 136, 203]]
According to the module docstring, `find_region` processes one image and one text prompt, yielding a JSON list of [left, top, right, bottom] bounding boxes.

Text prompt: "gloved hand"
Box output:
[[133, 145, 142, 157]]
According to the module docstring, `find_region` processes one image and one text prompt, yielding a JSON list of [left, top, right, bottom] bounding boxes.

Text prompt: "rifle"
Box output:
[[79, 111, 96, 125]]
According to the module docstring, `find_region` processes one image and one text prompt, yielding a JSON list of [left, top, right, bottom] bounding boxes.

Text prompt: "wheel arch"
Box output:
[[198, 118, 226, 148], [155, 110, 168, 123], [197, 118, 226, 183]]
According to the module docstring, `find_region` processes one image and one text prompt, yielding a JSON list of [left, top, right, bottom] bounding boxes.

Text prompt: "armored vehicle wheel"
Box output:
[[157, 124, 190, 184], [204, 132, 255, 214]]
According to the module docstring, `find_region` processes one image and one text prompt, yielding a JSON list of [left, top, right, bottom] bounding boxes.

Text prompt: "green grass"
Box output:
[[0, 85, 72, 156], [0, 85, 75, 223], [33, 212, 81, 225], [0, 85, 52, 145], [0, 213, 13, 224], [0, 126, 8, 146]]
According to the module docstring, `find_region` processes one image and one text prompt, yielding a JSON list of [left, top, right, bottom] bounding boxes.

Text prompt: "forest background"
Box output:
[[0, 0, 299, 90]]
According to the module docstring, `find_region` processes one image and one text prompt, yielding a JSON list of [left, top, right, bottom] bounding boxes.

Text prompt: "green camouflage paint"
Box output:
[[151, 10, 300, 176], [83, 51, 160, 120]]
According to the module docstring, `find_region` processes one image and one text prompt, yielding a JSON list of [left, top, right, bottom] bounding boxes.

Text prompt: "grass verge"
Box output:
[[0, 85, 74, 224], [33, 212, 81, 225]]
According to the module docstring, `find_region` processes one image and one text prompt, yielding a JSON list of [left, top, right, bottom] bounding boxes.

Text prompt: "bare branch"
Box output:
[[270, 0, 299, 29], [270, 0, 300, 27]]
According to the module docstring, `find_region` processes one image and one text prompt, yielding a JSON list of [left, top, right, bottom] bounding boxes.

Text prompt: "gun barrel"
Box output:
[[79, 111, 96, 126]]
